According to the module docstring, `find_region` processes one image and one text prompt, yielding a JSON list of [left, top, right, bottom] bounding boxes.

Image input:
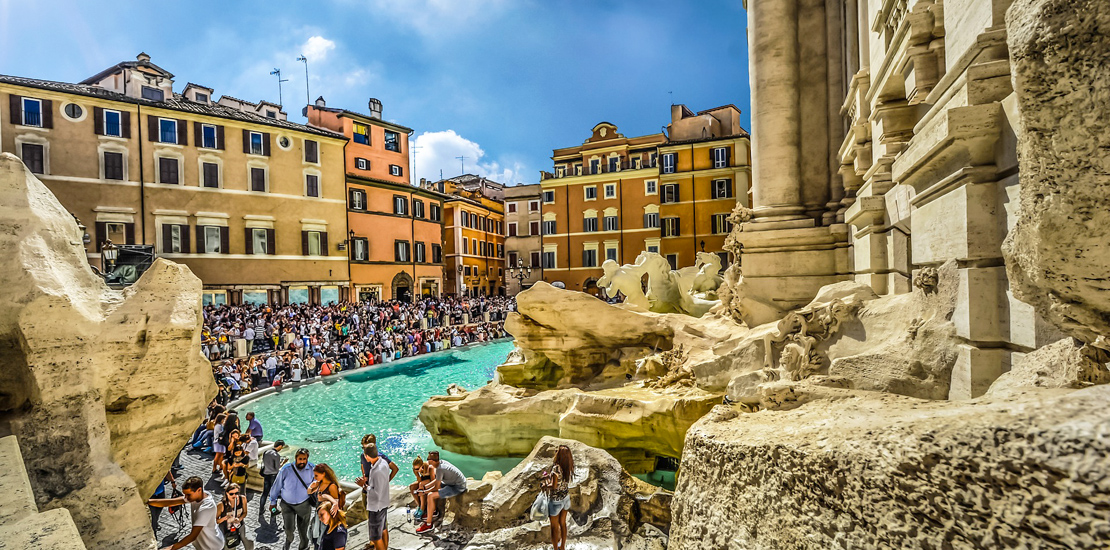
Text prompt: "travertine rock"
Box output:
[[987, 337, 1110, 397], [0, 436, 85, 550], [0, 153, 214, 549], [671, 386, 1110, 549], [1002, 0, 1110, 343]]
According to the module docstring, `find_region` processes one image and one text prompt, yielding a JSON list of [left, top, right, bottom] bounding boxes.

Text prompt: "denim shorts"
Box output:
[[547, 496, 570, 517], [439, 483, 466, 499]]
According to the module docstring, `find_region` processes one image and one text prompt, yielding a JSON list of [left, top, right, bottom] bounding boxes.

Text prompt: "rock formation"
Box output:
[[0, 153, 215, 549], [1003, 0, 1110, 345]]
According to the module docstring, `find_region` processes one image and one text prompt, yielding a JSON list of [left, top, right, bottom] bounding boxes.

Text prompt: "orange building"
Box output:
[[432, 178, 505, 296], [307, 98, 444, 301]]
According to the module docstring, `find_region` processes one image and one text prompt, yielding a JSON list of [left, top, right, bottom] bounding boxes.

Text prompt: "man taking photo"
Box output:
[[147, 476, 223, 550], [356, 442, 391, 550]]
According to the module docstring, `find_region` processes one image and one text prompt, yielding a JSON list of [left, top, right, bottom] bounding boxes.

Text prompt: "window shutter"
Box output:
[[181, 224, 191, 253], [95, 222, 107, 251], [41, 99, 53, 128], [220, 226, 230, 254], [244, 228, 254, 254], [121, 112, 131, 138], [262, 133, 271, 156], [242, 129, 250, 153], [266, 228, 275, 255], [162, 225, 172, 252], [177, 119, 188, 146], [93, 107, 104, 135], [124, 222, 135, 244], [9, 95, 22, 125], [348, 188, 356, 208], [148, 115, 158, 142], [196, 226, 206, 253], [216, 125, 225, 150], [320, 232, 328, 256], [193, 122, 202, 145], [302, 231, 309, 255]]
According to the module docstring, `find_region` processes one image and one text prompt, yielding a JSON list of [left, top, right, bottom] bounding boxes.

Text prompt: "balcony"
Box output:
[[549, 159, 658, 179]]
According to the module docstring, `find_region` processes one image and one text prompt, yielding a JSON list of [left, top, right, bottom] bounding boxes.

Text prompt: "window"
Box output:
[[21, 143, 44, 174], [650, 152, 658, 168], [163, 224, 184, 253], [159, 118, 177, 144], [415, 242, 426, 263], [104, 109, 122, 137], [543, 220, 556, 235], [462, 239, 468, 254], [250, 228, 269, 255], [497, 244, 504, 258], [543, 190, 555, 203], [304, 140, 319, 163], [306, 174, 320, 197], [528, 200, 539, 212], [507, 202, 518, 214], [250, 167, 266, 192], [104, 152, 124, 180], [63, 103, 82, 119], [353, 123, 370, 145], [195, 92, 208, 103], [158, 157, 179, 184], [464, 265, 471, 276], [662, 153, 676, 174], [585, 186, 597, 200], [384, 130, 399, 152], [479, 241, 486, 256], [712, 213, 733, 235], [530, 251, 541, 267], [666, 254, 679, 270], [471, 238, 478, 255], [644, 212, 660, 228], [355, 158, 369, 170], [393, 195, 408, 215], [543, 251, 556, 269], [712, 147, 729, 168], [663, 217, 681, 237], [248, 132, 264, 155], [713, 179, 734, 199], [589, 159, 600, 174], [632, 157, 641, 169], [432, 244, 442, 263], [583, 248, 598, 267], [390, 164, 403, 176], [529, 221, 540, 235], [583, 216, 598, 232], [647, 244, 660, 254], [610, 157, 621, 172], [305, 231, 323, 256], [199, 124, 217, 149], [471, 213, 479, 228], [662, 184, 679, 204], [603, 215, 619, 231], [204, 226, 222, 253], [430, 204, 442, 222], [141, 86, 164, 101], [352, 238, 369, 261], [508, 251, 518, 266], [645, 180, 657, 195], [508, 223, 518, 237], [394, 241, 410, 262], [266, 111, 276, 119], [349, 189, 366, 210], [604, 184, 616, 198], [202, 162, 219, 188], [413, 199, 425, 218], [606, 247, 618, 262]]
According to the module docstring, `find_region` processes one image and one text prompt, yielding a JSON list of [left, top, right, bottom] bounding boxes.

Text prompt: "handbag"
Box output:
[[293, 466, 319, 508], [529, 490, 549, 521]]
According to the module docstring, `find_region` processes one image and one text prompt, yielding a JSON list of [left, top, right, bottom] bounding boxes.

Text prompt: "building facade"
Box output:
[[306, 98, 444, 302], [437, 184, 505, 297], [503, 183, 543, 294], [0, 53, 349, 306]]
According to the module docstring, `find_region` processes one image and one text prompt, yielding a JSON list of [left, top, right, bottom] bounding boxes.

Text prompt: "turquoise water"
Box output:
[[244, 340, 522, 485]]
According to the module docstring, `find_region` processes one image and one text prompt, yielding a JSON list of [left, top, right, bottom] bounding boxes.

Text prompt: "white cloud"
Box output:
[[413, 130, 527, 184], [364, 0, 510, 37], [301, 36, 336, 63]]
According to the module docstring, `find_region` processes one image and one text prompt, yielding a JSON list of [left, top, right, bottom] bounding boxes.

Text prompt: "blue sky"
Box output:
[[0, 0, 750, 185]]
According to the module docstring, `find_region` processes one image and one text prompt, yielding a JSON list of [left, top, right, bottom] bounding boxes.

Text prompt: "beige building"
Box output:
[[0, 53, 349, 305], [739, 0, 1060, 397], [503, 183, 543, 294]]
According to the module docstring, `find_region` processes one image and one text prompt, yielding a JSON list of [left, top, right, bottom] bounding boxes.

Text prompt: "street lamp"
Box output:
[[508, 258, 532, 292], [101, 240, 119, 274]]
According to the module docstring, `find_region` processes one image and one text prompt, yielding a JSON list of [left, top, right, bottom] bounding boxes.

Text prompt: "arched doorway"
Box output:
[[391, 271, 414, 302], [584, 278, 600, 297]]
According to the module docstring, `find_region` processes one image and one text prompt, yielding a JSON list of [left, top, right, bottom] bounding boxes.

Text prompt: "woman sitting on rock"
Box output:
[[543, 445, 574, 550]]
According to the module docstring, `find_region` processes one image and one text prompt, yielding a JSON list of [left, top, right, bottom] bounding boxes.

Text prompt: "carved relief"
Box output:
[[913, 266, 939, 294], [763, 299, 860, 380]]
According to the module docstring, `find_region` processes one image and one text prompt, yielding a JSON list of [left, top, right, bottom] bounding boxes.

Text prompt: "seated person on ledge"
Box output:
[[415, 450, 467, 534]]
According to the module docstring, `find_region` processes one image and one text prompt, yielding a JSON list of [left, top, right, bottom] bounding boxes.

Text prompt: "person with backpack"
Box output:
[[542, 445, 575, 550], [216, 483, 255, 550]]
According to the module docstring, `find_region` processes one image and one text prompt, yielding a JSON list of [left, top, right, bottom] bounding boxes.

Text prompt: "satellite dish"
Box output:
[[552, 281, 566, 289]]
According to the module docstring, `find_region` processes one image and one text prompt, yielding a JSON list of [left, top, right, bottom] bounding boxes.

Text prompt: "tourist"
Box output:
[[259, 439, 286, 515], [243, 324, 255, 356], [148, 470, 175, 532], [210, 412, 228, 475], [227, 443, 250, 488], [316, 494, 347, 550], [543, 445, 575, 550], [147, 476, 224, 550], [269, 448, 316, 550], [409, 458, 436, 523], [356, 434, 398, 548], [216, 482, 255, 550], [415, 451, 467, 534], [246, 411, 264, 442], [308, 464, 343, 547], [359, 442, 391, 549], [242, 432, 259, 465]]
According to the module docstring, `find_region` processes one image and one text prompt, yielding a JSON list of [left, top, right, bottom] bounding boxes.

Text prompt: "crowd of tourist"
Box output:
[[199, 296, 514, 401]]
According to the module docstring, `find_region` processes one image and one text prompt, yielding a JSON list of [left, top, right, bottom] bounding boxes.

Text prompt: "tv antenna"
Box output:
[[270, 68, 290, 108], [411, 143, 423, 184], [456, 155, 468, 175], [296, 55, 310, 108]]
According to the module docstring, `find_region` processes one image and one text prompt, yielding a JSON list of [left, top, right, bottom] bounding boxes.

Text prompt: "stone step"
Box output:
[[0, 436, 86, 550], [0, 436, 38, 525]]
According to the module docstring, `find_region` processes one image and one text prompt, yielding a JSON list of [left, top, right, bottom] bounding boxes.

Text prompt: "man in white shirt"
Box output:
[[243, 326, 256, 356], [148, 476, 224, 550]]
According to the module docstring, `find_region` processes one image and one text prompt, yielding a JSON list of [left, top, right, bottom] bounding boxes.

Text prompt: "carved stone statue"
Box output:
[[597, 252, 718, 317], [598, 259, 650, 310]]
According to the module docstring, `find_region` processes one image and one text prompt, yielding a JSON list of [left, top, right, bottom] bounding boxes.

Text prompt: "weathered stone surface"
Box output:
[[0, 153, 214, 549], [671, 386, 1110, 549], [0, 436, 85, 550], [1002, 0, 1110, 343], [987, 337, 1110, 397]]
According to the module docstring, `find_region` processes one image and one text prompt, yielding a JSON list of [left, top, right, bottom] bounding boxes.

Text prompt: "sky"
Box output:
[[0, 0, 750, 185]]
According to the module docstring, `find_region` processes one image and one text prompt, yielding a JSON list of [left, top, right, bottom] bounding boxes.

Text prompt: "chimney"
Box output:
[[368, 98, 383, 119], [315, 96, 326, 108], [137, 52, 151, 63], [671, 104, 685, 122]]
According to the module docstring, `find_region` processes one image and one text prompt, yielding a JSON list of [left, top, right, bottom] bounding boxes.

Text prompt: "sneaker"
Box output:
[[414, 509, 425, 519], [415, 522, 434, 534]]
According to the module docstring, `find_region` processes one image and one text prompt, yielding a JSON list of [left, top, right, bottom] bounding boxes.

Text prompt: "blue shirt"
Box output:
[[270, 462, 315, 506], [248, 418, 263, 439]]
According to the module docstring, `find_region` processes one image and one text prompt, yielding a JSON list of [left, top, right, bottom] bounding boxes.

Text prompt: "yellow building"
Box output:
[[0, 53, 349, 305]]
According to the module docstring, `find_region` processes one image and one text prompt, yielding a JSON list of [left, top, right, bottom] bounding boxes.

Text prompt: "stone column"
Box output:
[[748, 0, 805, 222]]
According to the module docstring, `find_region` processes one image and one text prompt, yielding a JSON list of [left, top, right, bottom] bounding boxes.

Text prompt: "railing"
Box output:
[[551, 159, 662, 178]]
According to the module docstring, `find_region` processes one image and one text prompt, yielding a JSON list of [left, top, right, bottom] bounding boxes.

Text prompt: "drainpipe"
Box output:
[[137, 103, 147, 244], [410, 189, 417, 305]]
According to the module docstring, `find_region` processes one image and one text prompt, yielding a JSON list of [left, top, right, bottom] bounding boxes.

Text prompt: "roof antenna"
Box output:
[[456, 155, 468, 175], [269, 68, 289, 108]]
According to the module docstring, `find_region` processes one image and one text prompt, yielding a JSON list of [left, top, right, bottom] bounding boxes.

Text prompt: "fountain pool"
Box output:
[[243, 340, 522, 485]]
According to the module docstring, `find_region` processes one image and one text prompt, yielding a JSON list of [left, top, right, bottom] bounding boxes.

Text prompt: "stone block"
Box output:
[[911, 181, 1002, 264], [953, 266, 1008, 342], [949, 344, 1011, 399]]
